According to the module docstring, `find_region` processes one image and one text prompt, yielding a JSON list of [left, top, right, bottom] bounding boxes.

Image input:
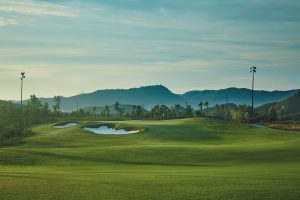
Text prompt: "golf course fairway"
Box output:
[[0, 118, 300, 200]]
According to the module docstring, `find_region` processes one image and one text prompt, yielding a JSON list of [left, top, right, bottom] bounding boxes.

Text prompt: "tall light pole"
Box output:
[[77, 96, 79, 113], [250, 66, 256, 119], [225, 92, 229, 120], [20, 72, 25, 131]]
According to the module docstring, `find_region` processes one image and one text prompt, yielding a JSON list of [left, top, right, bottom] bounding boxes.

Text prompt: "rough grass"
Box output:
[[0, 118, 300, 200], [268, 122, 300, 132]]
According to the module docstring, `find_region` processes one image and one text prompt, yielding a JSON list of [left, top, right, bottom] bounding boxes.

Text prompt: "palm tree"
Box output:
[[53, 96, 61, 116], [135, 105, 143, 119], [160, 105, 169, 120], [113, 101, 120, 118], [198, 102, 203, 116], [104, 104, 110, 118], [204, 101, 209, 115], [132, 105, 137, 119], [93, 107, 97, 116], [174, 104, 180, 118]]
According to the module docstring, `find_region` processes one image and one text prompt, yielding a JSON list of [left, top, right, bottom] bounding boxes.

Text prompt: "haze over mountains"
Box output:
[[257, 91, 300, 118], [183, 87, 298, 108], [26, 85, 298, 112]]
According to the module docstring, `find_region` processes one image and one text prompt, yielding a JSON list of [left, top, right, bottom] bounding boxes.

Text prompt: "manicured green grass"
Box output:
[[1, 118, 300, 200]]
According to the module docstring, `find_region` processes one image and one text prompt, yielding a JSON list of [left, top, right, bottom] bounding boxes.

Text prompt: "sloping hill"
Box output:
[[0, 100, 6, 106], [256, 91, 300, 119], [182, 87, 298, 107], [280, 91, 300, 115], [38, 85, 185, 111], [21, 86, 298, 112]]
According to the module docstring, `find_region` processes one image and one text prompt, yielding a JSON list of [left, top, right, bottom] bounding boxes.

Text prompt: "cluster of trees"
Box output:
[[98, 104, 193, 120], [212, 103, 289, 123], [231, 105, 252, 123], [25, 95, 50, 126], [53, 96, 61, 115], [196, 102, 209, 117], [92, 102, 125, 119], [213, 104, 231, 120], [150, 105, 178, 120], [0, 101, 22, 143], [256, 105, 286, 123], [131, 105, 146, 119], [212, 103, 265, 123], [0, 94, 216, 145], [2, 92, 296, 144], [74, 103, 202, 120], [0, 95, 50, 144]]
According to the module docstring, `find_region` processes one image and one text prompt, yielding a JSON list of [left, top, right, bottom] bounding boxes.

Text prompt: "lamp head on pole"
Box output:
[[250, 66, 256, 73], [21, 72, 25, 80]]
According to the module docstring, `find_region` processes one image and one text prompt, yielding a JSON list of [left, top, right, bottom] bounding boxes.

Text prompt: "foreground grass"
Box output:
[[0, 118, 300, 200]]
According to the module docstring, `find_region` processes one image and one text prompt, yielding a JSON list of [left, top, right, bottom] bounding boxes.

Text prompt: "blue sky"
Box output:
[[0, 0, 300, 100]]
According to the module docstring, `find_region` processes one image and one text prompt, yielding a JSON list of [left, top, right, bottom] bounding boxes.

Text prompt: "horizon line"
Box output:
[[3, 85, 299, 102]]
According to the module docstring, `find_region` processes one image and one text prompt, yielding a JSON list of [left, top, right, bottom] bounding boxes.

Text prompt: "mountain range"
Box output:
[[257, 91, 300, 119], [25, 85, 298, 112], [183, 87, 298, 108]]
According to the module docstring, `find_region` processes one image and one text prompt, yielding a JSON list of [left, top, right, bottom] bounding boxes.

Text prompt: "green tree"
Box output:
[[93, 107, 97, 116], [42, 102, 50, 118], [150, 105, 161, 120], [232, 105, 252, 123], [132, 105, 144, 120], [268, 106, 278, 122], [213, 104, 230, 120], [131, 105, 137, 119], [198, 102, 203, 116], [26, 95, 41, 127], [113, 102, 120, 118], [214, 104, 224, 119], [104, 104, 110, 118], [0, 101, 28, 142], [53, 96, 61, 116], [204, 101, 209, 115], [184, 105, 194, 118], [174, 104, 181, 118], [160, 105, 170, 120]]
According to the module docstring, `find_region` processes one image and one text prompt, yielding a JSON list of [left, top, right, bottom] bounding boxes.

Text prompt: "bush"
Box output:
[[231, 105, 252, 123]]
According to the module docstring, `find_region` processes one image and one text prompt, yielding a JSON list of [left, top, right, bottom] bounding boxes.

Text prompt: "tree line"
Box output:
[[0, 94, 294, 145], [0, 95, 50, 145]]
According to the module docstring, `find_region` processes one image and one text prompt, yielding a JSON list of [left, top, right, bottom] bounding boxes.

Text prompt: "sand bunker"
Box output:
[[54, 122, 78, 129], [83, 126, 140, 135]]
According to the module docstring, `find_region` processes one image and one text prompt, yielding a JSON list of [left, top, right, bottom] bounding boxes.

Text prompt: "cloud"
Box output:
[[0, 0, 77, 17], [0, 17, 18, 26]]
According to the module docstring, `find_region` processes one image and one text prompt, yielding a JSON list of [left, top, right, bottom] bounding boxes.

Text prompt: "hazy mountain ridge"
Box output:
[[21, 85, 298, 112], [256, 91, 300, 118], [37, 85, 184, 111], [182, 87, 299, 107]]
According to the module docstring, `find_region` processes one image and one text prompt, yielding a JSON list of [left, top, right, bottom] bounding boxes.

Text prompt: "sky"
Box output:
[[0, 0, 300, 100]]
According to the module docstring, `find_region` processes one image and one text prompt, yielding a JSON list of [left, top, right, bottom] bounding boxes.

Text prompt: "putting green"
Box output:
[[0, 118, 300, 200]]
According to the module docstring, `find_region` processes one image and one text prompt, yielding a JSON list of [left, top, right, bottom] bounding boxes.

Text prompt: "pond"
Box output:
[[83, 126, 140, 135]]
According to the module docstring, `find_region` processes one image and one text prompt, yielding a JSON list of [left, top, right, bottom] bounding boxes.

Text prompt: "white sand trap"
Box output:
[[84, 126, 140, 135], [54, 122, 78, 128]]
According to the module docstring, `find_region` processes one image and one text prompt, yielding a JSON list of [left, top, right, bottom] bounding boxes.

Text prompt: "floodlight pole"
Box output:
[[20, 72, 25, 131], [250, 66, 256, 119], [77, 96, 79, 113]]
